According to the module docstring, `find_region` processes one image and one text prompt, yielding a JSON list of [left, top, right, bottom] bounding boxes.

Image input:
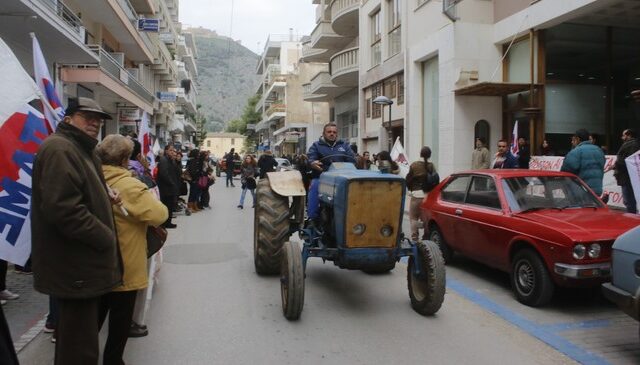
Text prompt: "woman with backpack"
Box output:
[[405, 146, 438, 242], [237, 155, 258, 209]]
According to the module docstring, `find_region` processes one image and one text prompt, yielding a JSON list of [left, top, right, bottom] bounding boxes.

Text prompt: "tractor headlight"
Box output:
[[380, 225, 393, 237], [588, 243, 601, 259], [573, 244, 586, 260], [352, 224, 366, 235]]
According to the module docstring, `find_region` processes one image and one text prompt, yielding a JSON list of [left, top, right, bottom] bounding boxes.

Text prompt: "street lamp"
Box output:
[[373, 95, 394, 150]]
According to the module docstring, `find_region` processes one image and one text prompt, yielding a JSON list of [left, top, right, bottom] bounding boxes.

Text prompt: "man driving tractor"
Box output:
[[307, 122, 356, 229]]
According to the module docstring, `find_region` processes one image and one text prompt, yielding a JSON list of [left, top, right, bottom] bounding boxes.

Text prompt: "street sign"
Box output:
[[138, 18, 160, 32], [118, 108, 140, 126], [157, 91, 177, 102]]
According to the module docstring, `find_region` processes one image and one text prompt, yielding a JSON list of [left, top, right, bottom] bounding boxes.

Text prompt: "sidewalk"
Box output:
[[3, 266, 49, 353]]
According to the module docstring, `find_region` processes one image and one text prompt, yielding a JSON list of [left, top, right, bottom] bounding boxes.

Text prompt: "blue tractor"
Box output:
[[253, 163, 445, 320]]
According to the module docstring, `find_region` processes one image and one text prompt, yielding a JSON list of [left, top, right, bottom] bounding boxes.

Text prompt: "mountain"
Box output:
[[191, 27, 260, 132]]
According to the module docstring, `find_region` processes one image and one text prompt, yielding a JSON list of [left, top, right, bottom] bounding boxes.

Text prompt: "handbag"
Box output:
[[146, 225, 168, 258], [198, 175, 209, 189]]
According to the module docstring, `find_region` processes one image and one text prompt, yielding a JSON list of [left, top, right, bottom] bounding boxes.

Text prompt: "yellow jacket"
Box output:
[[103, 165, 168, 292]]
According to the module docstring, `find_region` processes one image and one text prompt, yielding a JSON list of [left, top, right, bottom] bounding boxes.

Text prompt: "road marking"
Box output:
[[541, 319, 611, 333], [14, 314, 47, 353], [447, 278, 610, 365]]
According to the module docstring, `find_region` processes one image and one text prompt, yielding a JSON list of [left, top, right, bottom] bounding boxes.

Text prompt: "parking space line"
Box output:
[[447, 277, 610, 365], [541, 319, 611, 333]]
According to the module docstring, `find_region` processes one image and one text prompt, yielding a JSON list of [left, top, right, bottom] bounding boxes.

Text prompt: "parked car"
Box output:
[[275, 158, 293, 171], [602, 226, 640, 338], [216, 157, 242, 177], [421, 169, 640, 307]]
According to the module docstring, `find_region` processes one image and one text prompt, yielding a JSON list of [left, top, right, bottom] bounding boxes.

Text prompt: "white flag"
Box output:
[[625, 150, 640, 214], [32, 33, 65, 131], [390, 137, 410, 178]]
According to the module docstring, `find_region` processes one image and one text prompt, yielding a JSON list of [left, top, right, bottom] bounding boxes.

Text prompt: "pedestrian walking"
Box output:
[[257, 149, 277, 179], [98, 135, 168, 365], [31, 97, 122, 365], [471, 138, 490, 169], [561, 129, 606, 196], [225, 148, 236, 187], [406, 146, 435, 241], [237, 155, 258, 209], [612, 129, 640, 213], [491, 139, 518, 169]]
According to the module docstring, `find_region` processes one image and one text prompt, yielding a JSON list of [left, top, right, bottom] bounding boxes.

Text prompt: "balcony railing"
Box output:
[[331, 0, 359, 21], [330, 47, 358, 77], [266, 102, 286, 119], [37, 0, 84, 38], [116, 0, 138, 21], [86, 45, 155, 104]]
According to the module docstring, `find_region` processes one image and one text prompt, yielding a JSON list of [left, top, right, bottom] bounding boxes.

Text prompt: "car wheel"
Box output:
[[429, 226, 453, 264], [511, 249, 554, 307]]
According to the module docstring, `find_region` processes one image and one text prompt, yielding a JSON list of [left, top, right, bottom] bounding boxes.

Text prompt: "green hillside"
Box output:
[[194, 29, 259, 132]]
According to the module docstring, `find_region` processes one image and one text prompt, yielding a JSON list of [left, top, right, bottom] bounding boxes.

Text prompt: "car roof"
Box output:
[[451, 169, 576, 179]]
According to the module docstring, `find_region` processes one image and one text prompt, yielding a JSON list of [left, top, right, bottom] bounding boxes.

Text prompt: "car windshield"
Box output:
[[502, 176, 603, 213]]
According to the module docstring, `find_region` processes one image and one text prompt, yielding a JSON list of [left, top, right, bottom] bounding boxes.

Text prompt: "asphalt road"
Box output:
[[18, 177, 638, 364]]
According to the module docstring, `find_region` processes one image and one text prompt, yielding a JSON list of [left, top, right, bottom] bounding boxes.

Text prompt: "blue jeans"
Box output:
[[307, 178, 320, 220], [239, 187, 255, 207], [622, 184, 638, 214]]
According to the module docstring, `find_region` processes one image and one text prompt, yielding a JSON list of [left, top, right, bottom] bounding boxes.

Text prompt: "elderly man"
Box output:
[[307, 122, 355, 228], [561, 128, 606, 196], [31, 97, 122, 365]]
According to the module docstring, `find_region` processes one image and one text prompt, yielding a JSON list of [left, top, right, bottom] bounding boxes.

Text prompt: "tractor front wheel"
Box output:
[[281, 241, 304, 320], [407, 240, 446, 315], [254, 179, 290, 275]]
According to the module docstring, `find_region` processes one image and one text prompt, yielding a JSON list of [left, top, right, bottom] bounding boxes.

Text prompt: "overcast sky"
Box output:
[[179, 0, 315, 55]]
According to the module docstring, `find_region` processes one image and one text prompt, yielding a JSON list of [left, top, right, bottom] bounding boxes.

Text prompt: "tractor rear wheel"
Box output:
[[408, 240, 446, 315], [281, 241, 304, 320], [254, 179, 290, 275]]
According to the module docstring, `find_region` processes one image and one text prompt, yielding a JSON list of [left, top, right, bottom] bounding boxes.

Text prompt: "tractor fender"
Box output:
[[266, 170, 306, 197]]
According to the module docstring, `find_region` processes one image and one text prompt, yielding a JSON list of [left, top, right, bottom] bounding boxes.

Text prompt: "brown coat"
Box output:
[[31, 122, 122, 299]]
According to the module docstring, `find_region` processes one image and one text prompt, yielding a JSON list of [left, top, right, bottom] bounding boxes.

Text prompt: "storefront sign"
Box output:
[[138, 18, 160, 32], [117, 108, 140, 126], [159, 33, 174, 42], [529, 155, 623, 209], [157, 91, 177, 102], [284, 132, 300, 143]]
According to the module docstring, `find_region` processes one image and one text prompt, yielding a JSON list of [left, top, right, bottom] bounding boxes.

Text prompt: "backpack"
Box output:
[[421, 162, 440, 193]]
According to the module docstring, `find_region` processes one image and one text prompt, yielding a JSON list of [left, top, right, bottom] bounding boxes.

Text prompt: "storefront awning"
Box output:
[[454, 82, 539, 96]]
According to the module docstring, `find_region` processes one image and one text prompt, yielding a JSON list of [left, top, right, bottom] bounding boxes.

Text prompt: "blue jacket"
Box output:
[[307, 137, 355, 178], [561, 141, 605, 195], [492, 152, 519, 169]]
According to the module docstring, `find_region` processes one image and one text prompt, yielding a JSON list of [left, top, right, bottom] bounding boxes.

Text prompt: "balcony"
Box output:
[[301, 39, 335, 63], [331, 0, 359, 37], [303, 83, 329, 102], [152, 42, 177, 86], [309, 71, 348, 99], [310, 21, 350, 50], [183, 50, 198, 76], [330, 47, 358, 87], [174, 60, 188, 80], [170, 87, 197, 114], [61, 45, 154, 113], [265, 102, 286, 121]]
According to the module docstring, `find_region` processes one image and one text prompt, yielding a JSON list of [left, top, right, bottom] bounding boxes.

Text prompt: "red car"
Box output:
[[421, 169, 640, 307]]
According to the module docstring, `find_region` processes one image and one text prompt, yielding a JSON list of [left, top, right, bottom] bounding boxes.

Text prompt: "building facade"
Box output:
[[255, 33, 329, 156], [0, 0, 198, 150], [201, 132, 246, 158]]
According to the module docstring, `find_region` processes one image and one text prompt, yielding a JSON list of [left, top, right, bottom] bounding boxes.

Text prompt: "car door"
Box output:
[[454, 175, 507, 267], [434, 175, 472, 252]]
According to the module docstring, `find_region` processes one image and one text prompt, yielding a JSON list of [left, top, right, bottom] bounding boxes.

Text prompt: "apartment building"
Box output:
[[0, 0, 198, 148], [403, 0, 640, 176], [255, 34, 329, 156], [201, 132, 246, 158], [302, 0, 360, 148]]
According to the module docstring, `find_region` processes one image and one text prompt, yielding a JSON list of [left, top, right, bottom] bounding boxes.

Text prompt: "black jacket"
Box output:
[[258, 155, 277, 179], [157, 155, 179, 196], [614, 138, 640, 186]]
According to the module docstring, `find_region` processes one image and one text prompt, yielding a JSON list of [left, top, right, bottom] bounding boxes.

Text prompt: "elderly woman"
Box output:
[[97, 135, 168, 365]]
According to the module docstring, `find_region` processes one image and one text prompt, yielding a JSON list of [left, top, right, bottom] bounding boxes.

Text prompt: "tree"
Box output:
[[225, 95, 262, 151]]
